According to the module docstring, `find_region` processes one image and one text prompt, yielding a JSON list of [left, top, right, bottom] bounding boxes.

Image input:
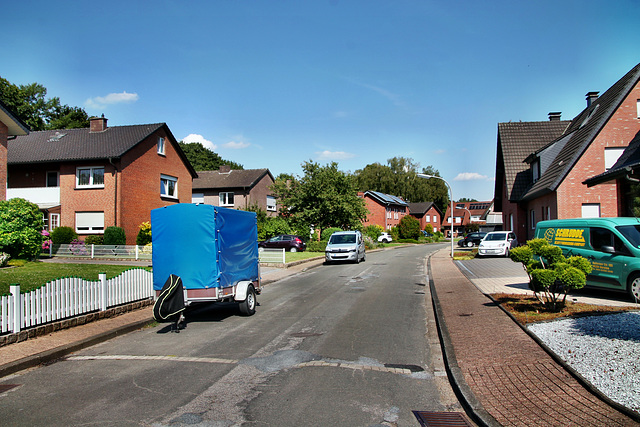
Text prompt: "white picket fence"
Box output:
[[258, 248, 286, 263], [1, 268, 153, 334], [43, 244, 153, 260]]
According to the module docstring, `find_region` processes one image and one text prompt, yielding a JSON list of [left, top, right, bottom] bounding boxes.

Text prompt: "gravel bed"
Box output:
[[528, 312, 640, 413]]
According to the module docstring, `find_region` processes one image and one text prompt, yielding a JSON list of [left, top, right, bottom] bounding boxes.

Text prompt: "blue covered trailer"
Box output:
[[151, 204, 260, 315]]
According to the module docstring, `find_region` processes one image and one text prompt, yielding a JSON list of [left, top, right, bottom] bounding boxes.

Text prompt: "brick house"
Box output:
[[408, 202, 442, 232], [0, 100, 29, 200], [7, 116, 197, 244], [191, 166, 277, 215], [441, 200, 493, 237], [494, 62, 640, 243], [359, 191, 409, 230]]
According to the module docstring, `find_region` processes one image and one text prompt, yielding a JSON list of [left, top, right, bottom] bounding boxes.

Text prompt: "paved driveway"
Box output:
[[456, 256, 639, 308]]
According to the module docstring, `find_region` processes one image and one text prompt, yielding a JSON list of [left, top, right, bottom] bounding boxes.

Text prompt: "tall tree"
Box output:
[[354, 157, 449, 212], [271, 161, 368, 238], [0, 77, 89, 130], [178, 142, 243, 171]]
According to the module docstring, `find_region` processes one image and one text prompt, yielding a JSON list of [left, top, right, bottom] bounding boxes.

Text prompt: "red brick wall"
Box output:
[[59, 161, 116, 238], [557, 83, 640, 221], [360, 194, 408, 230], [118, 129, 193, 244], [0, 122, 7, 200], [426, 206, 440, 232], [524, 192, 557, 240]]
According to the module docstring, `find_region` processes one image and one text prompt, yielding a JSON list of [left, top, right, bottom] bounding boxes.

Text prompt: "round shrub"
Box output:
[[306, 241, 327, 252], [321, 228, 343, 241], [136, 221, 152, 246], [103, 226, 126, 245], [398, 215, 421, 240], [0, 198, 45, 259], [85, 235, 104, 245], [51, 226, 78, 245]]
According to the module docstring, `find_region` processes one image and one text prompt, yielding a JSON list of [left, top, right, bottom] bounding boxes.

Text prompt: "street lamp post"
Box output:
[[417, 174, 454, 258]]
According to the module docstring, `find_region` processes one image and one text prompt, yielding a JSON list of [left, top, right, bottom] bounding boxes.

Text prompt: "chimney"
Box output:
[[219, 165, 231, 173], [586, 92, 599, 108], [90, 114, 108, 132], [548, 112, 562, 121]]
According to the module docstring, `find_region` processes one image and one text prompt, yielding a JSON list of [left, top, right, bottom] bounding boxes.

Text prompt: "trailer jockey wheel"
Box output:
[[239, 285, 257, 316]]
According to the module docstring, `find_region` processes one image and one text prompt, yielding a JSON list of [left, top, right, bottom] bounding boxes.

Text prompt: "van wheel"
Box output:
[[239, 285, 256, 316], [628, 274, 640, 302]]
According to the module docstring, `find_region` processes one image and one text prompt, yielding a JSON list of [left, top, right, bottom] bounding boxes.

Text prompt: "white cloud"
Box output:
[[316, 150, 356, 160], [182, 133, 217, 151], [223, 141, 250, 149], [453, 172, 490, 181], [85, 91, 139, 109]]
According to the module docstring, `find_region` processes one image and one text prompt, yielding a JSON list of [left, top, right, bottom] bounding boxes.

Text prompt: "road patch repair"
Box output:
[[67, 349, 428, 378]]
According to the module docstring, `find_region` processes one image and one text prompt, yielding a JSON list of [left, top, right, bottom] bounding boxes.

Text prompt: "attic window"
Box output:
[[157, 137, 165, 155], [47, 132, 67, 142], [532, 159, 540, 182]]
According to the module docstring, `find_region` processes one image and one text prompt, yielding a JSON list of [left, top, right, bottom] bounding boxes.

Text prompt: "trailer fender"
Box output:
[[234, 281, 254, 302]]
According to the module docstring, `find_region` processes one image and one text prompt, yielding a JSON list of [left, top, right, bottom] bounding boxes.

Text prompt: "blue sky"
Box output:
[[3, 1, 639, 201]]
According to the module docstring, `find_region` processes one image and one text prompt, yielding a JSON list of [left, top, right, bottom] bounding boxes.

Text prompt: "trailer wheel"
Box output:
[[239, 284, 257, 316]]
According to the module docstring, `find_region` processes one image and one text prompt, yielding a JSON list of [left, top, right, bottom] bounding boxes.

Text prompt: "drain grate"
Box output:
[[412, 411, 472, 427], [0, 384, 20, 393]]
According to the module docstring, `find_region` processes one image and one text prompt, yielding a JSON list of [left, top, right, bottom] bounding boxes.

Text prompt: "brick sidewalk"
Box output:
[[430, 249, 639, 426]]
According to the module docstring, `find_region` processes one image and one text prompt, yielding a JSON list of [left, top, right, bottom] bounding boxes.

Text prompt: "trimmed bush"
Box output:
[[321, 227, 343, 241], [136, 221, 152, 246], [85, 235, 104, 245], [51, 226, 78, 245], [0, 198, 45, 259], [103, 226, 126, 245], [307, 241, 327, 252]]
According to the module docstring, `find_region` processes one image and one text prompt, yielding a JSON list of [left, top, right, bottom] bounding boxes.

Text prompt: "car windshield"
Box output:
[[330, 234, 356, 244], [485, 233, 507, 241], [616, 225, 640, 248]]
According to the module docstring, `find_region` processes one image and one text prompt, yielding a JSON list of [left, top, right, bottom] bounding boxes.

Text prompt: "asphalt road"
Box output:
[[0, 243, 461, 426]]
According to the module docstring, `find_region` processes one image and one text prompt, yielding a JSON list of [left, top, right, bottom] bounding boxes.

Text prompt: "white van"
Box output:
[[325, 230, 366, 264]]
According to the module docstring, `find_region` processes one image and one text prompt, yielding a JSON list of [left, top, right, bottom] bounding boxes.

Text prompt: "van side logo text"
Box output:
[[547, 228, 586, 247]]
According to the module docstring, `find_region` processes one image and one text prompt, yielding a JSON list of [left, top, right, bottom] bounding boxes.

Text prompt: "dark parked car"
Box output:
[[258, 234, 306, 252], [457, 232, 487, 247]]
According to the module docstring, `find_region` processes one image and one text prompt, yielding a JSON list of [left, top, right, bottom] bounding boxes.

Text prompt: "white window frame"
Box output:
[[604, 147, 625, 170], [455, 217, 461, 224], [267, 195, 276, 212], [637, 99, 640, 118], [530, 209, 536, 230], [160, 174, 178, 199], [76, 166, 104, 188], [157, 137, 166, 155], [50, 213, 60, 231], [192, 193, 204, 204], [425, 215, 430, 222], [581, 203, 601, 218], [219, 191, 234, 207], [75, 212, 104, 234]]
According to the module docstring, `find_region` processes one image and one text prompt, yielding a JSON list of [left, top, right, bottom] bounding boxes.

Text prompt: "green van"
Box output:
[[534, 217, 640, 301]]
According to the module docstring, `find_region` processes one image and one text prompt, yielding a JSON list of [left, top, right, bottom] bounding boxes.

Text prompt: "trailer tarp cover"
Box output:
[[151, 204, 259, 291]]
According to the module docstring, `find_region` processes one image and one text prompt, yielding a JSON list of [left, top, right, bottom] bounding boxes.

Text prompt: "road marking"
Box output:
[[67, 355, 238, 364]]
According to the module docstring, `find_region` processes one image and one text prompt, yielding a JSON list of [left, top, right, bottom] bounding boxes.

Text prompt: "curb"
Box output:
[[0, 317, 154, 379], [427, 254, 501, 427]]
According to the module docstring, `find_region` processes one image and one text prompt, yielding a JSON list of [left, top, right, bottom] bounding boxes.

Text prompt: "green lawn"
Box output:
[[0, 262, 151, 295], [285, 251, 324, 263]]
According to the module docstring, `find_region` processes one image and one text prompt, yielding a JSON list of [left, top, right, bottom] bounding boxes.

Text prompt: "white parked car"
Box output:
[[478, 231, 518, 257], [377, 232, 392, 243]]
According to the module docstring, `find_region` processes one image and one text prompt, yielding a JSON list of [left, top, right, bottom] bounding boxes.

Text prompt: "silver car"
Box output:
[[325, 230, 366, 264]]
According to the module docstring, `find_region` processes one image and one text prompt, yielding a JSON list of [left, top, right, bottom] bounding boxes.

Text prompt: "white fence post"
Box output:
[[91, 244, 95, 259], [135, 245, 139, 260], [99, 273, 108, 311], [281, 248, 285, 263], [10, 284, 21, 333]]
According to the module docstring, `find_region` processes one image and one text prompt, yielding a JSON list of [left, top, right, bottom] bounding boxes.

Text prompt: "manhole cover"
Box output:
[[412, 411, 472, 426], [384, 363, 424, 372]]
